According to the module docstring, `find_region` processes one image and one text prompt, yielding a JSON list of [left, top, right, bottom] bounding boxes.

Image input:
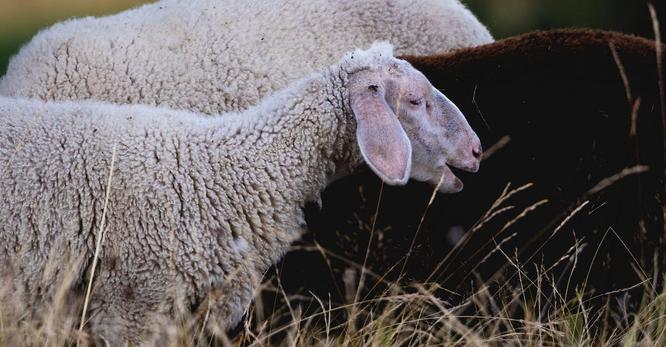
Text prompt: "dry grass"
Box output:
[[0, 176, 663, 346]]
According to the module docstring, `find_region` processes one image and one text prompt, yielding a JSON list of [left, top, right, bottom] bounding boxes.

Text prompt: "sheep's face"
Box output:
[[349, 59, 481, 193]]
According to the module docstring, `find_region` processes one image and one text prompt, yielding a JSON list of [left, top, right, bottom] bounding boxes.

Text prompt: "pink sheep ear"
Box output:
[[351, 85, 412, 185]]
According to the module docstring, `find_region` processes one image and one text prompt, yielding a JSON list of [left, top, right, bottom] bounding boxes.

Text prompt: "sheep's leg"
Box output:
[[203, 265, 259, 334], [87, 262, 173, 344]]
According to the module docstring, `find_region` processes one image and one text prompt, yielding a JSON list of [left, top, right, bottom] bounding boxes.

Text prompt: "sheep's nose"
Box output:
[[451, 137, 483, 173], [472, 142, 483, 160], [472, 145, 483, 160]]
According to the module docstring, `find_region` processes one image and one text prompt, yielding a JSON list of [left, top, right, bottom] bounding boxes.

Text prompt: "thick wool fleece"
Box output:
[[0, 0, 492, 115], [0, 44, 397, 342]]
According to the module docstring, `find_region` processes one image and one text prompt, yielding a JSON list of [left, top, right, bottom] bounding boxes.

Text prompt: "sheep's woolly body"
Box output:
[[0, 0, 492, 114], [0, 45, 395, 340]]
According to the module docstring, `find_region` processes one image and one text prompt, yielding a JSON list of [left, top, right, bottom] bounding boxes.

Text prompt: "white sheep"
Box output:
[[0, 0, 493, 115], [0, 43, 481, 342]]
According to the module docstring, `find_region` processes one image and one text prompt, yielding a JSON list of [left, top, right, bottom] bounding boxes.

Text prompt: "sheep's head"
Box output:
[[345, 43, 481, 193]]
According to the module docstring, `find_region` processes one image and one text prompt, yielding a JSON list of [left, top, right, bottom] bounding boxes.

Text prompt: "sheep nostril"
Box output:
[[472, 146, 482, 159]]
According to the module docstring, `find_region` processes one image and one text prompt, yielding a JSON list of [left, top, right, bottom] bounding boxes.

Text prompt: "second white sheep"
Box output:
[[0, 0, 493, 115]]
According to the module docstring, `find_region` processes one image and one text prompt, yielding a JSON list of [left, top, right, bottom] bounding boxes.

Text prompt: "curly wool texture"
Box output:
[[0, 43, 399, 341], [0, 0, 492, 114]]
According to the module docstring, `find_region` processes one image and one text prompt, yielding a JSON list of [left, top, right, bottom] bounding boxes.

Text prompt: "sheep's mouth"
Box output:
[[430, 164, 464, 193], [445, 164, 473, 191], [448, 164, 475, 180]]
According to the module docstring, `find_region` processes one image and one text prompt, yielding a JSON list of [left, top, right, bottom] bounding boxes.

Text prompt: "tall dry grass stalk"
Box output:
[[648, 4, 666, 289], [77, 144, 117, 342]]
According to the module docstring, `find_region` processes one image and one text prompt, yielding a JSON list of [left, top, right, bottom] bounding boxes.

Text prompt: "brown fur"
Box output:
[[276, 29, 665, 328]]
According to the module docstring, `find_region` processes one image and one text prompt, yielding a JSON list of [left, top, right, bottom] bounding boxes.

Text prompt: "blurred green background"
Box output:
[[0, 0, 664, 76]]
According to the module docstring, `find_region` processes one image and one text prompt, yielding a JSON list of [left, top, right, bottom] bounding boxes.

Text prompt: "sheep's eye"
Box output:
[[368, 85, 379, 92], [410, 98, 423, 106]]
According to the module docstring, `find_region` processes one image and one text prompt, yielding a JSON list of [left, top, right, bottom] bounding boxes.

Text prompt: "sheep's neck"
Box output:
[[244, 72, 363, 204], [200, 70, 363, 268]]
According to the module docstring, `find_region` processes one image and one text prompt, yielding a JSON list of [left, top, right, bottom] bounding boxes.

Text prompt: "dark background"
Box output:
[[0, 0, 664, 76]]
